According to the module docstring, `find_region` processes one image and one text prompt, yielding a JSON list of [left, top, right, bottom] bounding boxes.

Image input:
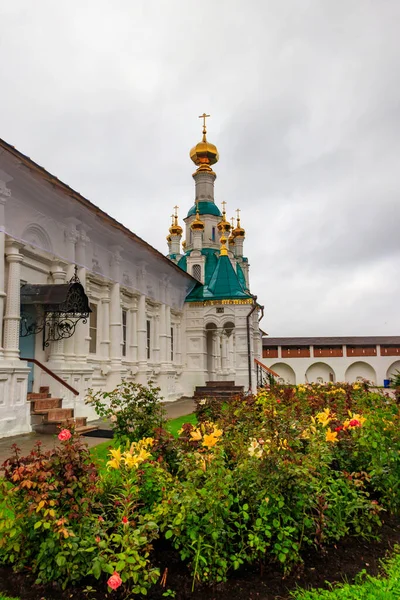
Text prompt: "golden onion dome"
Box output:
[[217, 202, 231, 233], [232, 217, 245, 238], [169, 218, 183, 237], [166, 234, 172, 243], [190, 113, 219, 172], [191, 209, 205, 231], [182, 240, 187, 250], [228, 232, 235, 246]]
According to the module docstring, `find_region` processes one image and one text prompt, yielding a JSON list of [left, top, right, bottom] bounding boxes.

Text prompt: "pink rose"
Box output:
[[58, 429, 72, 441], [107, 571, 122, 590]]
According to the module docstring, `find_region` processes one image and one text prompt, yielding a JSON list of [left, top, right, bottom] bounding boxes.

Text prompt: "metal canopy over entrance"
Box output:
[[20, 274, 91, 349]]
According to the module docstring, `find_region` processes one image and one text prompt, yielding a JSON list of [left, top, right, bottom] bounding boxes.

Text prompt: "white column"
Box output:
[[176, 322, 182, 365], [49, 262, 67, 362], [74, 231, 89, 362], [129, 306, 138, 362], [159, 304, 167, 365], [3, 241, 24, 360], [137, 294, 147, 367], [110, 282, 122, 368], [0, 181, 11, 357], [153, 313, 160, 363], [166, 306, 172, 365], [100, 292, 110, 360], [221, 334, 227, 372]]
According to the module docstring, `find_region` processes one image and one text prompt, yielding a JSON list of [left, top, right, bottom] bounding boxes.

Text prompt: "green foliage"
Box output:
[[86, 381, 167, 444], [390, 369, 400, 388], [2, 382, 400, 595], [292, 545, 400, 599]]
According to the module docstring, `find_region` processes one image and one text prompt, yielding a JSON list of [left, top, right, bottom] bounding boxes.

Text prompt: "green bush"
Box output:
[[86, 381, 166, 444]]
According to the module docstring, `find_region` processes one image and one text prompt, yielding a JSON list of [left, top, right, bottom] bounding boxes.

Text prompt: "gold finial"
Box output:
[[230, 217, 234, 228], [169, 207, 183, 236], [191, 208, 205, 231], [233, 208, 245, 238], [199, 113, 210, 141], [221, 200, 226, 215], [219, 235, 228, 256]]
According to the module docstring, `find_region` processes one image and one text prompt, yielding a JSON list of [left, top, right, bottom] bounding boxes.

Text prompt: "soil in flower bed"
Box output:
[[1, 514, 400, 600]]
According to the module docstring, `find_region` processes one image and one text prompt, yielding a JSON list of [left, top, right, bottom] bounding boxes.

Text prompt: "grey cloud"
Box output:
[[0, 0, 399, 335]]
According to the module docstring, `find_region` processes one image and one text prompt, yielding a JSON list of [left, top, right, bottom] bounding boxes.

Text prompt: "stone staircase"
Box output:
[[193, 380, 245, 402], [28, 386, 98, 436]]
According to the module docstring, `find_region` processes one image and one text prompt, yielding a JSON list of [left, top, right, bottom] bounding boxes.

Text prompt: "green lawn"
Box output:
[[89, 413, 197, 465], [292, 546, 400, 599]]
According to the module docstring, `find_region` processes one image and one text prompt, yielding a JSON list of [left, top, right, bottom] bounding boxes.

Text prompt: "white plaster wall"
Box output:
[[262, 352, 397, 385]]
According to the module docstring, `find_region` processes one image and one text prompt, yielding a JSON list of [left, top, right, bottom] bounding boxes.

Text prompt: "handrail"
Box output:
[[254, 358, 279, 378], [20, 357, 79, 396], [254, 358, 280, 388]]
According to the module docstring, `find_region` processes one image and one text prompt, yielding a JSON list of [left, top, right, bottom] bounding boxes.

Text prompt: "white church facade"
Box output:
[[0, 121, 263, 438]]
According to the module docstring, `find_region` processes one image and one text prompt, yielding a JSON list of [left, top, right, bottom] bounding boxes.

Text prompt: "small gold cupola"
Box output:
[[217, 201, 231, 234], [169, 206, 183, 236], [232, 209, 245, 238], [190, 113, 219, 173], [190, 208, 205, 231]]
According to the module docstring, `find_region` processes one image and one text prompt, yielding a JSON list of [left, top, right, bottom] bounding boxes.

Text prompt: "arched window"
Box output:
[[192, 264, 201, 281]]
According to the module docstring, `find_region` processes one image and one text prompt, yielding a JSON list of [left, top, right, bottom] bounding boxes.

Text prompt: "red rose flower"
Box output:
[[335, 426, 344, 432], [107, 571, 122, 590], [57, 429, 72, 441], [349, 419, 361, 427]]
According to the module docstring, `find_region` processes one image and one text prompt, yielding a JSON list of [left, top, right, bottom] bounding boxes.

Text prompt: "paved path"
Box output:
[[0, 398, 195, 465]]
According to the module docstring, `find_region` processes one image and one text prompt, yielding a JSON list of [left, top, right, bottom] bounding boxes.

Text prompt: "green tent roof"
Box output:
[[187, 201, 221, 217], [185, 254, 251, 302]]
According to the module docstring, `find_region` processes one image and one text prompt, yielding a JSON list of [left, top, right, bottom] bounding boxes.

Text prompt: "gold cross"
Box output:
[[236, 208, 241, 220], [199, 113, 210, 129], [171, 213, 175, 224], [173, 205, 179, 217], [230, 217, 234, 228], [199, 113, 210, 139], [221, 200, 226, 214]]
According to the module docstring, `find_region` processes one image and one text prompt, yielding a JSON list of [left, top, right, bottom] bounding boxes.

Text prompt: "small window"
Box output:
[[212, 227, 216, 242], [89, 303, 97, 354], [171, 326, 174, 362], [192, 264, 201, 281], [122, 309, 127, 357], [146, 319, 151, 360]]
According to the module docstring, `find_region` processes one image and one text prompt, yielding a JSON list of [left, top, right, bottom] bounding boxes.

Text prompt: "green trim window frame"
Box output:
[[146, 319, 151, 360], [122, 309, 127, 357], [89, 303, 98, 354]]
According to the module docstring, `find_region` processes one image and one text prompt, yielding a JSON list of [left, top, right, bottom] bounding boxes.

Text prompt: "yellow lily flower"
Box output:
[[190, 429, 202, 441], [202, 434, 218, 448], [326, 429, 339, 444]]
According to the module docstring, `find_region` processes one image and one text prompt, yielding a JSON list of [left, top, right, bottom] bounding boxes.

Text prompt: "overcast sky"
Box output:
[[1, 0, 399, 335]]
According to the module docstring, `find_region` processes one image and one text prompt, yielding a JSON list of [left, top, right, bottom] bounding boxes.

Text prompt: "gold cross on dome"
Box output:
[[230, 217, 234, 228], [171, 213, 175, 224], [236, 208, 241, 220], [173, 205, 179, 217], [199, 112, 210, 135], [221, 201, 227, 215]]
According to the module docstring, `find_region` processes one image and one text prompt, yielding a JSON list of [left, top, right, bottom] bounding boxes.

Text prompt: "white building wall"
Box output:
[[263, 348, 399, 386]]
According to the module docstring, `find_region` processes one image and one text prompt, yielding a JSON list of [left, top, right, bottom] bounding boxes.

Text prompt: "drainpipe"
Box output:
[[246, 295, 258, 393]]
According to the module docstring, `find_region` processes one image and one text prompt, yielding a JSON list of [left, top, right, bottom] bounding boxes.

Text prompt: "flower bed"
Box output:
[[0, 382, 399, 597]]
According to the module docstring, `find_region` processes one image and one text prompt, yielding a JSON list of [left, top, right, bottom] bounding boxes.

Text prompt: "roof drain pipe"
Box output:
[[246, 295, 258, 394]]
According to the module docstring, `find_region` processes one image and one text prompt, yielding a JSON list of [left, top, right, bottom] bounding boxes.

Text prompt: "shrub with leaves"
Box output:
[[86, 381, 166, 444]]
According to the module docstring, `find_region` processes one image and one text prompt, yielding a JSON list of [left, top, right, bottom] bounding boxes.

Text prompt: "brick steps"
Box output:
[[193, 381, 245, 402], [27, 386, 96, 436]]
